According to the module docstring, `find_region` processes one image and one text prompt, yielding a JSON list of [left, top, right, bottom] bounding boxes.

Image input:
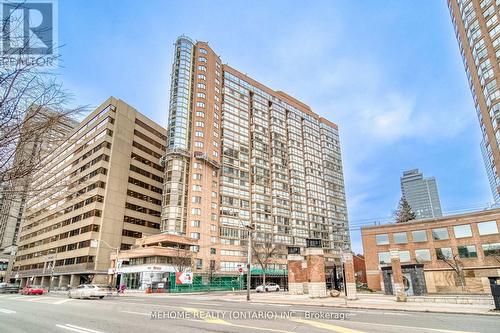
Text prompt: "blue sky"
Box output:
[[57, 0, 493, 253]]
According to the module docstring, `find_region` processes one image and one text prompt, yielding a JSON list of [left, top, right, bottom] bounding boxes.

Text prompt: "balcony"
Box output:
[[160, 148, 191, 166], [194, 151, 221, 169]]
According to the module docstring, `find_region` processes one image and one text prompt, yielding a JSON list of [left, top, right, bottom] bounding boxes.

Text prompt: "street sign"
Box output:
[[157, 283, 164, 288], [175, 272, 193, 285]]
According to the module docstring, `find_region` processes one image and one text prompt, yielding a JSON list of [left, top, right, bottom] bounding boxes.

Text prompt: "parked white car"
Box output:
[[255, 283, 280, 293], [68, 284, 115, 299]]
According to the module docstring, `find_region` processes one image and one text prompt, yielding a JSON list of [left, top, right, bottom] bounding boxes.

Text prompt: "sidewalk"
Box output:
[[119, 290, 500, 316], [217, 292, 500, 316]]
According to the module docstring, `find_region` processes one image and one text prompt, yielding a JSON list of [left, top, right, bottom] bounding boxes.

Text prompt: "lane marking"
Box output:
[[181, 301, 227, 306], [56, 324, 105, 333], [340, 321, 479, 333], [292, 318, 365, 333], [182, 307, 294, 333], [53, 299, 73, 304], [0, 308, 16, 314], [121, 310, 150, 316]]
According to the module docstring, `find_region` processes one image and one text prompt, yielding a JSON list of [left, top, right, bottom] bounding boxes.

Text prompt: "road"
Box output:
[[0, 293, 498, 333]]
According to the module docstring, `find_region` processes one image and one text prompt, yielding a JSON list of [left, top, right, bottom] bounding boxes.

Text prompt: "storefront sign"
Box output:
[[175, 272, 193, 285]]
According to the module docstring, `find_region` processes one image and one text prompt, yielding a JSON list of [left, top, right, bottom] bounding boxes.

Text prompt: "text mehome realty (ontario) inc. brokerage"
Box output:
[[150, 310, 352, 321]]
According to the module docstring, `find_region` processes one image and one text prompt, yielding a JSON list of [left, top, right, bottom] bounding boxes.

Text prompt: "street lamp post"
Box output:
[[91, 239, 120, 286], [246, 225, 254, 301]]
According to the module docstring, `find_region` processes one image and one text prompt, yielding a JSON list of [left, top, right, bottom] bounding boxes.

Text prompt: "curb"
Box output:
[[234, 299, 500, 317]]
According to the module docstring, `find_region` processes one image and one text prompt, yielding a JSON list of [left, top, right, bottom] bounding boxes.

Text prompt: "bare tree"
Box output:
[[252, 241, 284, 287], [1, 5, 86, 190], [438, 252, 466, 292], [171, 246, 193, 273]]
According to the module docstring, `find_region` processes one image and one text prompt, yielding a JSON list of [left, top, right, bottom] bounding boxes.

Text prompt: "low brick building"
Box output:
[[353, 254, 367, 284], [361, 209, 500, 294]]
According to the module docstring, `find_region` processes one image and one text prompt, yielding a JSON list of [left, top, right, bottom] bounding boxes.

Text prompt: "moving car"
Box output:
[[0, 283, 20, 294], [255, 283, 280, 293], [68, 284, 115, 299], [20, 285, 46, 295]]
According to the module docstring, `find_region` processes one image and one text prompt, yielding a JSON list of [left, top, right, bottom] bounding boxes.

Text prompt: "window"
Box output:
[[196, 121, 204, 127], [436, 247, 453, 260], [196, 111, 205, 118], [212, 151, 218, 157], [199, 48, 207, 55], [192, 185, 202, 192], [412, 230, 427, 242], [197, 92, 206, 99], [482, 243, 500, 256], [195, 259, 203, 269], [399, 250, 411, 263], [210, 248, 216, 255], [197, 83, 206, 89], [211, 236, 217, 243], [393, 232, 408, 244], [191, 220, 200, 227], [196, 102, 205, 108], [375, 234, 389, 245], [454, 224, 472, 238], [194, 141, 203, 148], [198, 74, 206, 80], [192, 196, 201, 203], [378, 252, 391, 264], [191, 232, 200, 239], [195, 131, 204, 138], [198, 56, 207, 63], [432, 228, 449, 240], [191, 208, 201, 215], [198, 65, 206, 71], [415, 249, 431, 262], [477, 221, 499, 235], [457, 245, 478, 259], [193, 173, 202, 180]]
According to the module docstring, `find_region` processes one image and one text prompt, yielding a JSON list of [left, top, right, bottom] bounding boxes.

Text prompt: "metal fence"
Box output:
[[168, 273, 246, 293]]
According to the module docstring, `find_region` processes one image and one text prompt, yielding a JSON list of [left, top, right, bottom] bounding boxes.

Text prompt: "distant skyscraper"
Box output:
[[447, 0, 500, 203], [400, 169, 443, 219]]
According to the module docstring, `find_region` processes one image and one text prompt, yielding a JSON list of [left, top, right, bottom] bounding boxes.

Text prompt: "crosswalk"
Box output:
[[0, 294, 73, 304]]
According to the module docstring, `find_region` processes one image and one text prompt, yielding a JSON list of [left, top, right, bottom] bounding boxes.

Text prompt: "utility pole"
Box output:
[[246, 225, 254, 301]]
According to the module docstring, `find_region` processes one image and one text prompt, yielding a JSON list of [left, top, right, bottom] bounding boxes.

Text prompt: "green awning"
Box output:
[[250, 269, 287, 276]]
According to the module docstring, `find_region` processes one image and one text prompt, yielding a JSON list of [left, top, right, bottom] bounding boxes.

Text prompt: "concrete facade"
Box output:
[[362, 209, 500, 294], [13, 97, 165, 286]]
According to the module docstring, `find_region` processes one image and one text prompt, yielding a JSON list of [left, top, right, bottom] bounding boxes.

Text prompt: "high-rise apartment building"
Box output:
[[401, 169, 443, 219], [448, 0, 500, 203], [13, 97, 165, 287], [161, 36, 350, 273]]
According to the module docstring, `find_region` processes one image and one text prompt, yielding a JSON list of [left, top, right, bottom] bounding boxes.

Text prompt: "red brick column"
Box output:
[[342, 253, 357, 300], [287, 254, 306, 294], [390, 249, 407, 302], [306, 247, 327, 298]]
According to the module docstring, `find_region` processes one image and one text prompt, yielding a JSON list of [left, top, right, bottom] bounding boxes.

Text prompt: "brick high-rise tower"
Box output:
[[161, 36, 350, 273], [448, 0, 500, 203]]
